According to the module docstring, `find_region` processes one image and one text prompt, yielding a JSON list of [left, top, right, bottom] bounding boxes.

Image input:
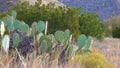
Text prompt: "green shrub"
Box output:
[[112, 27, 120, 38], [78, 12, 105, 39]]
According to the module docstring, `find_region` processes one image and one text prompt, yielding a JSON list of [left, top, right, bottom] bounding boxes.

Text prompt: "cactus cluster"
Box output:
[[0, 11, 46, 54], [77, 34, 93, 54], [0, 11, 93, 65]]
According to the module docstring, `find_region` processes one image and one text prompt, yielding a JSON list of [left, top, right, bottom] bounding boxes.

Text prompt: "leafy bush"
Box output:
[[112, 27, 120, 38], [78, 12, 105, 39], [71, 51, 113, 68]]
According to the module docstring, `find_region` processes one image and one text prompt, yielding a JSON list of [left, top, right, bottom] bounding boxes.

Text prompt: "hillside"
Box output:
[[20, 0, 64, 6], [1, 0, 120, 21], [0, 0, 64, 13], [0, 0, 18, 12], [58, 0, 120, 21]]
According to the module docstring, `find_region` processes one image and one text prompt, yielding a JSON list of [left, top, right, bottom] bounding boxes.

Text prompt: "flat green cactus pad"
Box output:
[[85, 36, 92, 50], [64, 29, 70, 42], [31, 22, 37, 35], [18, 22, 29, 33], [55, 29, 70, 43], [7, 24, 14, 31], [39, 40, 47, 53], [37, 21, 45, 33], [13, 19, 20, 29], [77, 34, 87, 49], [11, 11, 17, 19], [13, 33, 20, 48], [55, 31, 64, 43]]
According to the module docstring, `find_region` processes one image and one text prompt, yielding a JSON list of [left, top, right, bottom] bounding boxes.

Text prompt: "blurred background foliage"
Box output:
[[104, 15, 120, 38], [0, 0, 105, 39]]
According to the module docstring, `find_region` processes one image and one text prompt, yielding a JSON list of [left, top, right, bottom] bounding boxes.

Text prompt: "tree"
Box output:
[[78, 12, 105, 39]]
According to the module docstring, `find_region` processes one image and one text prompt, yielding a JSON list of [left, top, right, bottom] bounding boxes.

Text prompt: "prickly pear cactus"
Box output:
[[8, 24, 14, 31], [37, 21, 45, 34], [31, 22, 38, 35], [55, 31, 64, 43], [85, 36, 92, 50], [39, 36, 52, 53], [55, 29, 70, 44], [6, 16, 13, 26], [77, 34, 87, 49], [39, 40, 47, 53], [18, 21, 29, 33], [13, 33, 20, 48], [2, 35, 10, 53], [11, 11, 17, 19], [64, 29, 70, 43], [1, 15, 14, 28], [13, 19, 20, 29], [37, 33, 43, 43]]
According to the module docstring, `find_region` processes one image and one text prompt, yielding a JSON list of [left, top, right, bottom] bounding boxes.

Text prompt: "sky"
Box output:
[[118, 0, 120, 3]]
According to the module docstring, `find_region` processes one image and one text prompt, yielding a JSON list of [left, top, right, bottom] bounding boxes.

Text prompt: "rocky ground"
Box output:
[[93, 38, 120, 68]]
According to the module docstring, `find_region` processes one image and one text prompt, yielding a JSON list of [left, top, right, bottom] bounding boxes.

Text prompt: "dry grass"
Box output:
[[0, 51, 83, 68], [93, 37, 120, 68], [0, 49, 113, 68], [0, 37, 118, 68]]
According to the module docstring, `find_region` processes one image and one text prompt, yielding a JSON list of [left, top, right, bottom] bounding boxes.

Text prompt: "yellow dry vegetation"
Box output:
[[70, 50, 113, 68]]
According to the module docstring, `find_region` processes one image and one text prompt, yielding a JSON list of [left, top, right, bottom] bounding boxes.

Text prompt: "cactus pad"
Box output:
[[13, 19, 20, 29], [37, 21, 45, 34], [11, 11, 17, 19], [18, 21, 29, 33], [55, 29, 70, 43], [2, 35, 10, 53], [85, 36, 92, 50], [77, 34, 87, 49], [13, 33, 20, 48], [55, 31, 64, 43], [39, 36, 52, 53]]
